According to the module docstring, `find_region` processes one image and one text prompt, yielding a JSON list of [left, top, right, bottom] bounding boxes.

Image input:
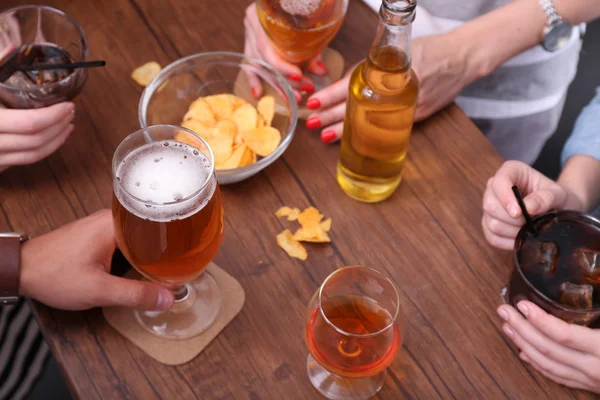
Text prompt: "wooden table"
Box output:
[[0, 1, 593, 399]]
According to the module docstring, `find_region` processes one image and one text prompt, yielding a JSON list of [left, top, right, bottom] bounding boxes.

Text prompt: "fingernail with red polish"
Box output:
[[300, 84, 315, 94], [288, 73, 302, 82], [321, 130, 337, 143], [307, 98, 321, 110], [306, 117, 321, 129], [251, 87, 259, 99], [316, 60, 328, 74]]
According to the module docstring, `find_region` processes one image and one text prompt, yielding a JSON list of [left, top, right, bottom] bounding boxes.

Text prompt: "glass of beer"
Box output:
[[256, 0, 348, 108], [305, 266, 405, 400], [112, 125, 225, 339]]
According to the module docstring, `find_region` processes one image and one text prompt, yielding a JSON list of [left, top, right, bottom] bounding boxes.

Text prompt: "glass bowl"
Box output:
[[138, 52, 298, 185], [0, 5, 88, 109]]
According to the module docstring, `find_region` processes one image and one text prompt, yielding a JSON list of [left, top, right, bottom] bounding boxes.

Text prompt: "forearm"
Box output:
[[558, 155, 600, 212], [449, 0, 600, 79]]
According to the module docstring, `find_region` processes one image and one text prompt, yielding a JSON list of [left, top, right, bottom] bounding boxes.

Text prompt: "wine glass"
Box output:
[[112, 125, 225, 339], [256, 0, 348, 113], [305, 266, 405, 399]]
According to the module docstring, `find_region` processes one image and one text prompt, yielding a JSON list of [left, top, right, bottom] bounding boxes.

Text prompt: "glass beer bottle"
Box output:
[[337, 0, 418, 203]]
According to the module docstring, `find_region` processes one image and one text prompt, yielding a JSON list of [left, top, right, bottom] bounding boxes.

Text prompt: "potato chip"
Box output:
[[241, 127, 281, 157], [181, 119, 213, 139], [277, 230, 307, 261], [131, 61, 161, 87], [276, 206, 301, 221], [239, 145, 257, 167], [320, 218, 332, 232], [297, 206, 324, 238], [184, 99, 217, 127], [204, 94, 235, 120], [257, 96, 275, 126], [231, 104, 258, 133], [174, 130, 204, 148], [207, 136, 233, 167], [293, 227, 331, 243], [220, 144, 252, 169], [213, 120, 238, 141], [257, 114, 268, 128]]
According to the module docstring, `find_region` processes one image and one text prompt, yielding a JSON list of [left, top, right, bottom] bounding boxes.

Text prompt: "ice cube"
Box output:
[[559, 282, 593, 310], [5, 71, 36, 89], [521, 240, 559, 274], [571, 248, 600, 284]]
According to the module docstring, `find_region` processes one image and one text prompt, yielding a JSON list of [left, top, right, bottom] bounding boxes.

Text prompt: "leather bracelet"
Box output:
[[0, 233, 28, 305]]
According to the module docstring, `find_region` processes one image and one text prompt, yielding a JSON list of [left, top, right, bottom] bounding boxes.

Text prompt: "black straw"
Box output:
[[512, 185, 536, 235], [19, 60, 106, 72]]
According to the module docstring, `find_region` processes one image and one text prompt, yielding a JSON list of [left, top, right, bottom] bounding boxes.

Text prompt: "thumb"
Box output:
[[522, 187, 566, 216], [96, 274, 174, 311]]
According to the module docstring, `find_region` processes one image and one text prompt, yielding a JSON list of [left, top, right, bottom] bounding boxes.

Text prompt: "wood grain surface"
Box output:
[[0, 0, 593, 399]]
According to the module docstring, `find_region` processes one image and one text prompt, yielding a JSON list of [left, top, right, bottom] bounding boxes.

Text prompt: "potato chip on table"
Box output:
[[275, 206, 333, 260], [131, 62, 162, 87]]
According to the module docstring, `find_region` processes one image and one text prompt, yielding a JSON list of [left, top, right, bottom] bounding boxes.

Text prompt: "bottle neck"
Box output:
[[368, 0, 415, 70]]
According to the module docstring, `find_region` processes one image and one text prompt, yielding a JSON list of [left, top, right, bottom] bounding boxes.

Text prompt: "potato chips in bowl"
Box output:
[[138, 52, 297, 184]]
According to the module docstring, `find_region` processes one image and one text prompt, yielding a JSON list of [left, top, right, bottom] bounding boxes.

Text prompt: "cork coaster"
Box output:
[[234, 47, 345, 120], [103, 263, 245, 365]]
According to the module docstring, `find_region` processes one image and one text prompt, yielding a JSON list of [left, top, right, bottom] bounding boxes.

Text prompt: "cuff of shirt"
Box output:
[[561, 88, 600, 166]]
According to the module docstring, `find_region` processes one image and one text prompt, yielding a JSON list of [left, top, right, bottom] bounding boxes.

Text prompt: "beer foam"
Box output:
[[280, 0, 321, 17], [115, 140, 216, 222]]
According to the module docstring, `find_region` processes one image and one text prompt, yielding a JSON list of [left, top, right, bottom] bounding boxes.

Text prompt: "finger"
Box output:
[[307, 53, 328, 76], [520, 352, 593, 392], [307, 75, 350, 111], [0, 123, 73, 167], [482, 181, 525, 227], [320, 121, 344, 144], [506, 326, 592, 387], [499, 303, 600, 374], [0, 102, 74, 134], [243, 25, 264, 99], [516, 301, 600, 358], [482, 219, 515, 250], [522, 189, 566, 217], [94, 273, 174, 311], [259, 42, 304, 80], [306, 102, 346, 130], [0, 111, 74, 152], [482, 214, 521, 240]]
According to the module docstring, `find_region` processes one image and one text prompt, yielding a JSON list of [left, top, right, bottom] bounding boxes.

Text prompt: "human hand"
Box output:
[[20, 209, 174, 311], [304, 67, 353, 143], [411, 34, 479, 122], [0, 102, 76, 173], [243, 3, 327, 101], [498, 301, 600, 393], [482, 161, 584, 250]]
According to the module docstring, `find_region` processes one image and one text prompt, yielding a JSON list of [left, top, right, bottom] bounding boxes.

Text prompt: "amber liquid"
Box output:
[[0, 44, 74, 85], [306, 295, 401, 378], [337, 46, 418, 202], [112, 187, 224, 287], [257, 0, 345, 64]]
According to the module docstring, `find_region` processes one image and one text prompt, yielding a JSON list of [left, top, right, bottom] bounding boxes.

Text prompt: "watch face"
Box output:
[[543, 22, 573, 52]]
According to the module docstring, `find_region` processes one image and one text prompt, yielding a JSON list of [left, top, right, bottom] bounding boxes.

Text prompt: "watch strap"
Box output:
[[0, 236, 21, 305], [538, 0, 562, 27]]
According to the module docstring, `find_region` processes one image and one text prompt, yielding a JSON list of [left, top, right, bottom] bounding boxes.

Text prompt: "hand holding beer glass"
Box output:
[[112, 125, 224, 339], [254, 0, 348, 110]]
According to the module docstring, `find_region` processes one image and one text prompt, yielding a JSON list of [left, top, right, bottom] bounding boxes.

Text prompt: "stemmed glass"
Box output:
[[305, 266, 405, 399], [112, 125, 225, 339], [256, 0, 348, 113]]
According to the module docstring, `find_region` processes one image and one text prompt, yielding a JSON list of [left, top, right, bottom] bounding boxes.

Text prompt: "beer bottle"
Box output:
[[337, 0, 418, 203]]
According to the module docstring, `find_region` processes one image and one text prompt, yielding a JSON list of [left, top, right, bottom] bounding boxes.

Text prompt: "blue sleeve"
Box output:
[[561, 88, 600, 166]]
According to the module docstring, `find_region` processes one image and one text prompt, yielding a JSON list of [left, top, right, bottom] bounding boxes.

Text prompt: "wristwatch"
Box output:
[[0, 232, 29, 305], [538, 0, 573, 52]]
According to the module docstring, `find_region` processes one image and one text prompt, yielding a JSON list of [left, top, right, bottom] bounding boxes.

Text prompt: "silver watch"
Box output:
[[538, 0, 573, 52]]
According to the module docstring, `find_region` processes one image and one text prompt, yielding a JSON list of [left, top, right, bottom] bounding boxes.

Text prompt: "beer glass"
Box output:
[[112, 125, 225, 339], [256, 0, 348, 106], [305, 266, 405, 399]]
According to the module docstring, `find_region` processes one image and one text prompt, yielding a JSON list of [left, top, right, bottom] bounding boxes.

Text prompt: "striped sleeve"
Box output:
[[561, 88, 600, 166]]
